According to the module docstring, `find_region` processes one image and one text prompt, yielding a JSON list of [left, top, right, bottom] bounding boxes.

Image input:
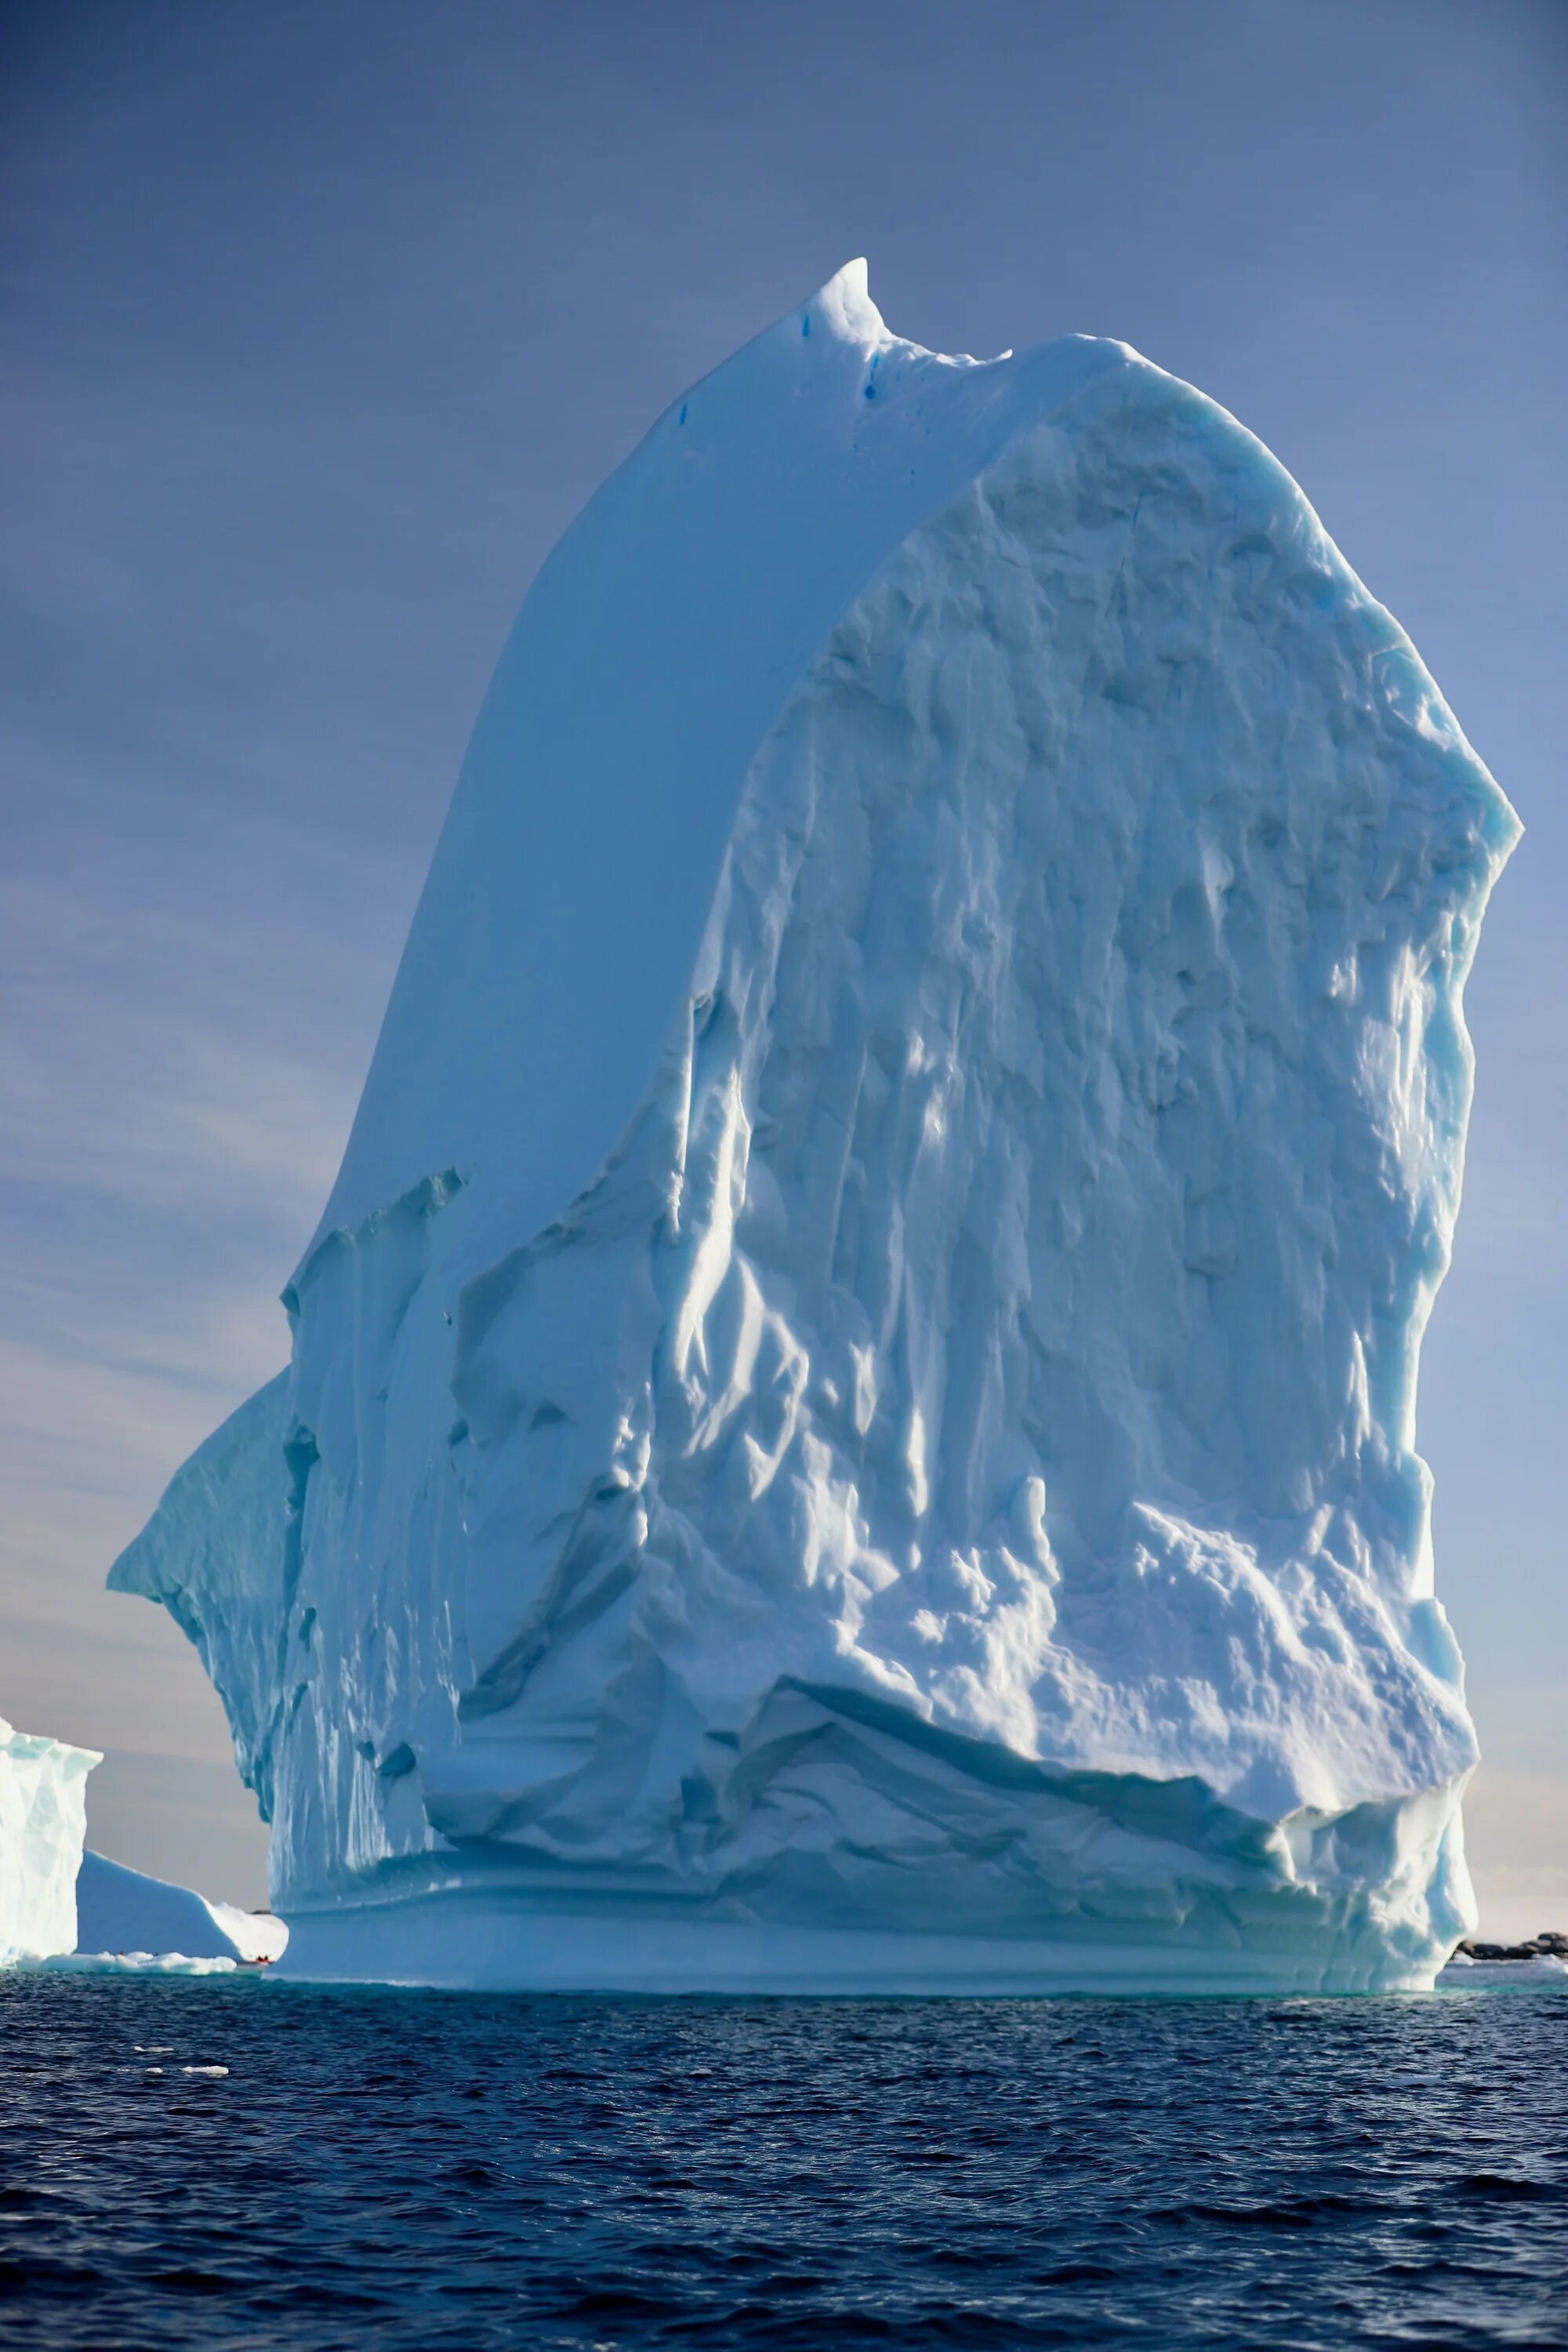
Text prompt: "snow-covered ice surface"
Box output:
[[1, 1718, 98, 1962], [74, 1852, 288, 1965], [111, 264, 1519, 1994]]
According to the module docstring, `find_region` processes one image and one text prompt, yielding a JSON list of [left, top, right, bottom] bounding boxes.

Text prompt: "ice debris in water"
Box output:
[[111, 261, 1519, 1995], [34, 1952, 238, 1976], [1, 1717, 97, 1962]]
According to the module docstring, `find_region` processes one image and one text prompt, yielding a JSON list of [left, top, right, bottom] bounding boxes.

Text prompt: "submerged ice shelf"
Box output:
[[111, 263, 1518, 1994]]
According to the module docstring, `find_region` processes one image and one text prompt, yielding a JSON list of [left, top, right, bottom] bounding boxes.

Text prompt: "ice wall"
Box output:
[[1, 1718, 98, 1962], [111, 265, 1518, 1993]]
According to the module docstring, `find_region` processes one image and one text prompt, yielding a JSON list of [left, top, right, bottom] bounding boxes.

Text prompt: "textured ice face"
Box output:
[[111, 267, 1517, 1991], [451, 376, 1508, 1833], [1, 1717, 98, 1961]]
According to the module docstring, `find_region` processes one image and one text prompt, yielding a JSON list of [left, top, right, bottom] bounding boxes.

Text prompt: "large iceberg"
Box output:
[[111, 264, 1518, 1994], [1, 1718, 98, 1961]]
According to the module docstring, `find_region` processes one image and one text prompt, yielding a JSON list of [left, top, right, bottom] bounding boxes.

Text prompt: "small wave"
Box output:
[[1456, 2172, 1559, 2202]]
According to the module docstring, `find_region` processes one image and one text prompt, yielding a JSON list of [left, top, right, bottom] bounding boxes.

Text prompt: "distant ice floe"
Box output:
[[2, 1725, 286, 1973], [74, 1851, 287, 1965], [22, 1951, 239, 1977]]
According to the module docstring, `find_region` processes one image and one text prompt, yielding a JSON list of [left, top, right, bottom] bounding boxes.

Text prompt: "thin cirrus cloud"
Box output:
[[0, 849, 376, 1898], [0, 887, 350, 1219]]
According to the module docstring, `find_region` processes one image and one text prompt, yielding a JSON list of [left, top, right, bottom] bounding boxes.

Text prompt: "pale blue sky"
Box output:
[[2, 0, 1563, 1920]]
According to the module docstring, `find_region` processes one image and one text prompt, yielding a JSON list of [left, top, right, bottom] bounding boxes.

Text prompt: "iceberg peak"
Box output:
[[802, 256, 887, 347]]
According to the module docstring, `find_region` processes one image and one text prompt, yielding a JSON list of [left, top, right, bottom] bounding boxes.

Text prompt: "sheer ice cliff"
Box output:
[[1, 1718, 97, 1961], [111, 263, 1519, 1993]]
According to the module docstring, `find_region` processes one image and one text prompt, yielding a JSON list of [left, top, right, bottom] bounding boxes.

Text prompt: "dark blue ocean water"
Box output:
[[1, 1976, 1564, 2351]]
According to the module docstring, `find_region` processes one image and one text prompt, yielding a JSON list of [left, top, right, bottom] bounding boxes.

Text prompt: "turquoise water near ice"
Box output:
[[2, 1975, 1564, 2348]]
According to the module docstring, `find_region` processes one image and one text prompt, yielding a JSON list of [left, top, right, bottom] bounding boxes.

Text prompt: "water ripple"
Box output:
[[0, 1977, 1563, 2348]]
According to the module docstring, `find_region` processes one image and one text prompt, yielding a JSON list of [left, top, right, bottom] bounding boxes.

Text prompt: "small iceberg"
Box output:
[[1, 1716, 98, 1961], [74, 1851, 287, 1965]]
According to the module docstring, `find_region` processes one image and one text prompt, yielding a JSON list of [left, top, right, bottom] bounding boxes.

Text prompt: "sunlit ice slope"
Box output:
[[111, 264, 1519, 1994]]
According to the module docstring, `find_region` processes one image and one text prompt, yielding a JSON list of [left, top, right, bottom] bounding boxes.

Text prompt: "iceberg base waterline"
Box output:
[[272, 1806, 1476, 1994], [274, 1872, 1458, 1998]]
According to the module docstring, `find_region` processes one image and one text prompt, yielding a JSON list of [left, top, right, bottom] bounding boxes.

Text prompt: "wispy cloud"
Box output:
[[0, 871, 365, 1223], [0, 848, 379, 1850], [1464, 1764, 1568, 1941]]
